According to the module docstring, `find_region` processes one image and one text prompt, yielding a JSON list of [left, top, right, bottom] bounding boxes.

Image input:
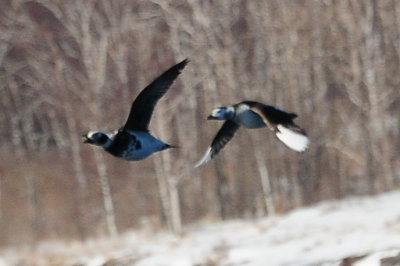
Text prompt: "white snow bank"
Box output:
[[1, 191, 400, 266]]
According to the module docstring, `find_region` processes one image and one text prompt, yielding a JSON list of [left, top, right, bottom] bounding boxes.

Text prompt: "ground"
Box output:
[[1, 191, 400, 266]]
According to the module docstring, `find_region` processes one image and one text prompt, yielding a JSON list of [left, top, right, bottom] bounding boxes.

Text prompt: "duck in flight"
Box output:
[[195, 101, 309, 167], [83, 59, 189, 161]]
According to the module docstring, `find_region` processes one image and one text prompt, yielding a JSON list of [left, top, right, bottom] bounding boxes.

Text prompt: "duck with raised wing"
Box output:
[[83, 59, 189, 161], [195, 101, 309, 167]]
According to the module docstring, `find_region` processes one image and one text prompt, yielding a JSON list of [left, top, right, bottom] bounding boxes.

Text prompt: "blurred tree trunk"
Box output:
[[252, 136, 275, 216], [23, 171, 39, 245], [94, 150, 118, 237], [153, 155, 181, 233], [361, 0, 396, 189], [65, 103, 89, 239], [153, 103, 182, 233], [344, 0, 397, 192], [153, 157, 171, 229], [79, 3, 118, 237], [214, 158, 234, 219], [8, 77, 41, 243]]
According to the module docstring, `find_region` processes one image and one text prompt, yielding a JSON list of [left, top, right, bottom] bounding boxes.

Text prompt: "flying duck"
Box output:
[[195, 101, 309, 167], [83, 59, 189, 161]]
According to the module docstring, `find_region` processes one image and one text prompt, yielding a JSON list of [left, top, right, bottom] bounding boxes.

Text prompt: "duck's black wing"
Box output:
[[195, 120, 240, 167], [123, 59, 189, 132]]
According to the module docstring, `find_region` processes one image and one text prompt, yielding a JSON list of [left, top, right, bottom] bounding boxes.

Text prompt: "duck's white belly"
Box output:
[[121, 131, 166, 161]]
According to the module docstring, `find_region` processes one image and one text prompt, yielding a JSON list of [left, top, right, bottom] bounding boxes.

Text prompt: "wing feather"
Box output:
[[123, 59, 189, 131], [195, 120, 240, 167]]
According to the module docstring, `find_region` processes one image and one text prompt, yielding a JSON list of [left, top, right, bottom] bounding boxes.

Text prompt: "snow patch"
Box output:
[[1, 192, 400, 266]]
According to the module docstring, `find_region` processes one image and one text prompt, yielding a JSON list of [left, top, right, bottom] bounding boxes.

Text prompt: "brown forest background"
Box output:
[[0, 0, 399, 246]]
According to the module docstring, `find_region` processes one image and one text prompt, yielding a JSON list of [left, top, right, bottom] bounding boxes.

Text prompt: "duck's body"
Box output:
[[195, 101, 309, 167], [230, 103, 265, 128], [105, 130, 171, 161], [83, 59, 189, 161]]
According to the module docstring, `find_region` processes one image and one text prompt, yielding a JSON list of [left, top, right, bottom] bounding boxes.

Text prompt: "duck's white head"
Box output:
[[207, 106, 235, 120], [83, 131, 113, 148]]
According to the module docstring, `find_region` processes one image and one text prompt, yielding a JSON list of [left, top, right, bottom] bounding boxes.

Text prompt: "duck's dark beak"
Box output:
[[207, 115, 216, 120], [82, 134, 92, 144]]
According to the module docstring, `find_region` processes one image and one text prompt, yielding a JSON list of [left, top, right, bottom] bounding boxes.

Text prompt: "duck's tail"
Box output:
[[275, 124, 309, 152], [162, 143, 180, 150]]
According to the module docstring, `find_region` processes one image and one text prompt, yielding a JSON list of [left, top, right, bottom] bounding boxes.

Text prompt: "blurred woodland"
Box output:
[[0, 0, 399, 246]]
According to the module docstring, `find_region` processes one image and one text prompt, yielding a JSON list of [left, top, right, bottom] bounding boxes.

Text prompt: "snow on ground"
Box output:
[[1, 191, 400, 266]]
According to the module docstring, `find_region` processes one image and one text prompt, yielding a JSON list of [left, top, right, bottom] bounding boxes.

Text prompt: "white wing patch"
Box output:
[[276, 125, 309, 152], [194, 147, 213, 168]]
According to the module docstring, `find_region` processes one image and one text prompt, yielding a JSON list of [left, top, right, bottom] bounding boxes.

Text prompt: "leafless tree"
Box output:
[[0, 0, 399, 245]]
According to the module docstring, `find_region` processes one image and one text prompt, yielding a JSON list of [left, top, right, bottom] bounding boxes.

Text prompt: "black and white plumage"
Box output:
[[83, 59, 189, 161], [195, 101, 309, 167]]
